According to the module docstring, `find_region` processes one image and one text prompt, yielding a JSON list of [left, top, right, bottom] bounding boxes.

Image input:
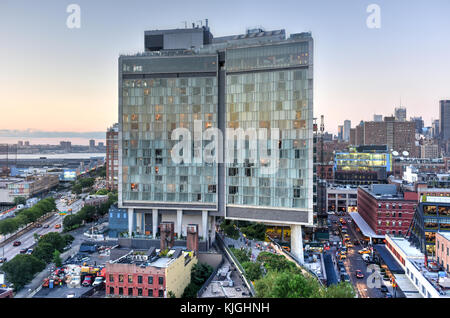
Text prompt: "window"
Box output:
[[128, 287, 133, 296], [159, 277, 164, 285], [138, 276, 143, 284], [119, 287, 123, 295], [138, 288, 143, 296], [109, 287, 114, 295], [128, 275, 133, 283], [148, 289, 153, 297], [148, 276, 153, 284], [109, 274, 114, 283], [119, 275, 124, 283], [159, 290, 164, 298]]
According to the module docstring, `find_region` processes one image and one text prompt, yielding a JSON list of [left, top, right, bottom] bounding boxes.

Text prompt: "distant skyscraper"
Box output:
[[433, 119, 440, 138], [373, 114, 383, 122], [343, 120, 351, 142], [17, 141, 23, 147], [338, 125, 344, 141], [410, 116, 424, 134], [89, 139, 95, 150], [395, 107, 407, 122], [440, 100, 450, 141], [106, 124, 119, 191]]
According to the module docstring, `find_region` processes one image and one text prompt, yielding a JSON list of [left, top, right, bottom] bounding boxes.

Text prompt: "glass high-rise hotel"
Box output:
[[118, 24, 313, 261]]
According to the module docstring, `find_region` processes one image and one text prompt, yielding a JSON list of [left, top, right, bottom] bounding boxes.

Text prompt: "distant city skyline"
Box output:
[[1, 0, 449, 134]]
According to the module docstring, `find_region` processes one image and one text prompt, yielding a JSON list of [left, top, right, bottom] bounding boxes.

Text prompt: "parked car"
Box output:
[[0, 257, 7, 263], [13, 241, 21, 247], [92, 276, 104, 287], [355, 270, 364, 279], [69, 276, 81, 288], [341, 273, 350, 282], [82, 276, 93, 287], [19, 248, 27, 254], [380, 285, 388, 293], [43, 224, 49, 228], [26, 248, 33, 255]]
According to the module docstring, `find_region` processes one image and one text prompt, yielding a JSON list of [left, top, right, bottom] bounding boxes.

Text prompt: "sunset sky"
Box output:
[[1, 0, 449, 135]]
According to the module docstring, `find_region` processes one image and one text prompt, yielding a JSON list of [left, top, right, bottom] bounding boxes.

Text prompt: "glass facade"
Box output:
[[225, 42, 312, 210], [121, 72, 218, 204]]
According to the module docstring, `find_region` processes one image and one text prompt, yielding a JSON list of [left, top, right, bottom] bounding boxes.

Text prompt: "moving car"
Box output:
[[346, 242, 354, 248], [13, 241, 21, 247], [43, 224, 49, 228], [355, 270, 364, 279], [55, 224, 61, 229], [358, 248, 370, 254], [339, 254, 347, 260]]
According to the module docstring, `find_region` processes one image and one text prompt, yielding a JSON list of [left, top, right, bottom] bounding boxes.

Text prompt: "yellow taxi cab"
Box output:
[[346, 242, 354, 248], [340, 254, 347, 260], [358, 248, 370, 254]]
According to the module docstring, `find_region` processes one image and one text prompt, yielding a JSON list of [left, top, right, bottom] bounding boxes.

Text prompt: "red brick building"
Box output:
[[106, 123, 119, 190], [357, 184, 418, 237], [105, 247, 197, 298], [316, 164, 334, 181]]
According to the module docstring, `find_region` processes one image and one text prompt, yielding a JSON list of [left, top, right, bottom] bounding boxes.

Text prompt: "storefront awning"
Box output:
[[348, 212, 385, 239]]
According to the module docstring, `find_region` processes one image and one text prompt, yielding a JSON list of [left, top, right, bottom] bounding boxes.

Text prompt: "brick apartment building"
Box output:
[[357, 184, 418, 237], [105, 247, 197, 298], [351, 116, 418, 157], [106, 123, 119, 191], [437, 232, 450, 273]]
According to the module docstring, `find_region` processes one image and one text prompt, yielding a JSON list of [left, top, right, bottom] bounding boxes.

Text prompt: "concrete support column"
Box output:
[[152, 209, 158, 239], [202, 210, 208, 242], [177, 209, 183, 239], [136, 212, 142, 234], [127, 208, 134, 237], [291, 224, 304, 264], [209, 216, 216, 243]]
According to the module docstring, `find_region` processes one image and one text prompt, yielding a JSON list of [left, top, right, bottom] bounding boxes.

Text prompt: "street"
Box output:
[[327, 212, 390, 298], [1, 195, 84, 262]]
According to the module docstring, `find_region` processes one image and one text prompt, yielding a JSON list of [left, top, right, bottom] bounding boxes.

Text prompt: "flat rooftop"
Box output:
[[113, 247, 191, 268], [437, 232, 450, 241], [388, 236, 423, 258]]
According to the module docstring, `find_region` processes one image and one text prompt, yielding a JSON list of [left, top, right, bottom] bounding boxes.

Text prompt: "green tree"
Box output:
[[257, 252, 296, 272], [254, 270, 321, 298], [96, 189, 109, 195], [320, 282, 355, 298], [32, 242, 55, 263], [53, 250, 62, 268], [13, 196, 26, 205], [1, 254, 46, 291], [72, 184, 82, 195], [38, 232, 67, 252], [230, 247, 251, 264], [242, 261, 263, 281]]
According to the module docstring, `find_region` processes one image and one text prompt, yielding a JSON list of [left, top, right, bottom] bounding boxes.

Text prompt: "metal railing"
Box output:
[[215, 234, 256, 296]]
